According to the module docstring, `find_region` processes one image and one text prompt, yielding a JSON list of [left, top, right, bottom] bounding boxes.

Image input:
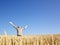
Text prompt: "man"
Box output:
[[16, 26, 22, 36]]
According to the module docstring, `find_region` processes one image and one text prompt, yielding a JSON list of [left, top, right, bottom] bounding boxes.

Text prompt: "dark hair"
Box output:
[[17, 26, 20, 28]]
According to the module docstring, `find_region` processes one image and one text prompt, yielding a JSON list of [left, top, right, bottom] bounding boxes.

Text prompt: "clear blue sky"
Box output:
[[0, 0, 60, 35]]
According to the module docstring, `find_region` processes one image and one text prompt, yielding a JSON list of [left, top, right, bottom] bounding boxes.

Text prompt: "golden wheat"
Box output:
[[0, 34, 60, 45]]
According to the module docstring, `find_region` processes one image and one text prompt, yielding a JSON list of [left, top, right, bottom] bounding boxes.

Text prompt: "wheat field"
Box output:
[[0, 34, 60, 45]]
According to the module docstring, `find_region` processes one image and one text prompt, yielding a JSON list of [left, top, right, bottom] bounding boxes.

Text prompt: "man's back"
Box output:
[[17, 26, 22, 36]]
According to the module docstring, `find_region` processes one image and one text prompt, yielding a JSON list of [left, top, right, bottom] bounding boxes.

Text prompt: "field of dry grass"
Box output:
[[0, 34, 60, 45]]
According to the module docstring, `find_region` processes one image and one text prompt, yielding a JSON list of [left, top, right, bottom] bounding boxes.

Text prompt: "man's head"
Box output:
[[17, 26, 20, 28], [17, 26, 22, 28]]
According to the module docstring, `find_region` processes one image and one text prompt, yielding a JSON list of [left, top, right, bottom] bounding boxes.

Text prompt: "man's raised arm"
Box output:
[[9, 22, 17, 30]]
